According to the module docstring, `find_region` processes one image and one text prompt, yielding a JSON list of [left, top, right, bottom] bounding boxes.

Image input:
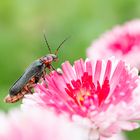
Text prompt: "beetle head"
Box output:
[[41, 54, 58, 65], [46, 54, 58, 62], [42, 33, 70, 65], [51, 54, 58, 61]]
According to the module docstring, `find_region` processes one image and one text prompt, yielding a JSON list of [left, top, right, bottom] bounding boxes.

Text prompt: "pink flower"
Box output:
[[22, 58, 140, 139], [0, 109, 88, 140], [87, 19, 140, 69]]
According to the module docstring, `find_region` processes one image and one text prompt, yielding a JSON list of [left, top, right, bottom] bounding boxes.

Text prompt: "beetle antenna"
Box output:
[[55, 36, 70, 55], [43, 33, 52, 54]]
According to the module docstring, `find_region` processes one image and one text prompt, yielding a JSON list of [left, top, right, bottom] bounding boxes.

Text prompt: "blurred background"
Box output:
[[0, 0, 140, 139]]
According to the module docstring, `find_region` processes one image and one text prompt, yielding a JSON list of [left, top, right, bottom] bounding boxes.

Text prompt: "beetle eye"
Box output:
[[51, 55, 57, 61], [53, 56, 57, 59]]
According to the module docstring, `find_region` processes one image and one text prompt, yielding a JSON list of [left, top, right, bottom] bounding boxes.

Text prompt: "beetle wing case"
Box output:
[[9, 60, 45, 96]]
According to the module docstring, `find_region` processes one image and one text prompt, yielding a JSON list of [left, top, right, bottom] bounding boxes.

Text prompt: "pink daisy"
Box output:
[[22, 58, 140, 139], [0, 109, 88, 140], [87, 19, 140, 69]]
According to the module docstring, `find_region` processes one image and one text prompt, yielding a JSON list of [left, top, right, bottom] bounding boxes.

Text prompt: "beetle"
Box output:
[[4, 34, 69, 103]]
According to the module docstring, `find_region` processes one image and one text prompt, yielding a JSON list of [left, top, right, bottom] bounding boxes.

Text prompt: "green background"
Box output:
[[0, 0, 140, 139]]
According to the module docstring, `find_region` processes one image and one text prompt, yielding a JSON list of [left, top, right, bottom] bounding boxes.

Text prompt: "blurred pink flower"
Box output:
[[87, 20, 140, 69], [22, 58, 140, 139], [0, 109, 88, 140]]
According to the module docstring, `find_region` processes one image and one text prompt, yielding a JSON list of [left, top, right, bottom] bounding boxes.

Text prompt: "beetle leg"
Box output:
[[49, 64, 62, 75], [30, 77, 35, 84], [50, 64, 56, 71], [47, 64, 51, 70], [42, 70, 48, 87], [35, 77, 40, 83], [23, 85, 33, 94], [42, 70, 46, 80], [27, 87, 33, 94]]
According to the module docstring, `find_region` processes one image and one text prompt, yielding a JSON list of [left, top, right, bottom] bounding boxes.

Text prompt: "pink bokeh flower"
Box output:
[[22, 58, 140, 139], [0, 109, 88, 140], [87, 20, 140, 69]]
